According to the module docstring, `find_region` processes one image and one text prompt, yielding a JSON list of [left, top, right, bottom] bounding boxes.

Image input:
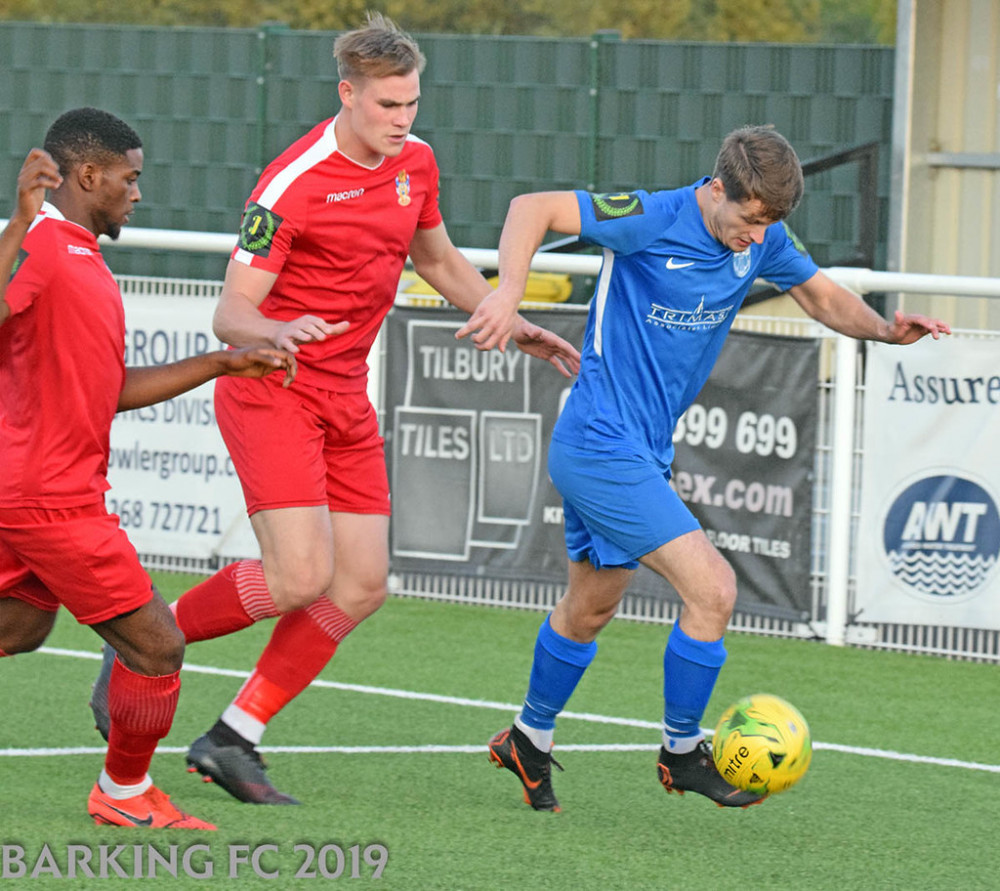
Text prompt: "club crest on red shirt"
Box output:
[[396, 170, 411, 206]]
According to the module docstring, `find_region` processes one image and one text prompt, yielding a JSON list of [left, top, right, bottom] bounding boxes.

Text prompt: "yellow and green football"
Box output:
[[712, 693, 812, 796]]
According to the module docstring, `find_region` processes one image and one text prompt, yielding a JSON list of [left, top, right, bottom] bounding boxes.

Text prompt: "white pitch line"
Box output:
[[0, 744, 657, 758], [12, 646, 998, 775], [38, 646, 661, 730], [3, 742, 1000, 773]]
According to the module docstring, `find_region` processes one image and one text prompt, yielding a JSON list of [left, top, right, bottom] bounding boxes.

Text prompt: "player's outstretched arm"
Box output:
[[881, 308, 952, 345], [510, 316, 580, 378], [213, 259, 349, 353], [117, 347, 297, 412], [788, 270, 951, 344], [407, 222, 493, 310], [453, 191, 582, 352], [409, 216, 580, 376], [0, 149, 62, 328]]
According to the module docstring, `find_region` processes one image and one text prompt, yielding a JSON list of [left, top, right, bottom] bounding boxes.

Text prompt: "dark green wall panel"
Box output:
[[0, 23, 895, 279]]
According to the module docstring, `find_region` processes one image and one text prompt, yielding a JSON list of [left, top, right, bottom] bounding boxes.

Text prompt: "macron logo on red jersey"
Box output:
[[67, 244, 94, 256], [326, 188, 365, 203]]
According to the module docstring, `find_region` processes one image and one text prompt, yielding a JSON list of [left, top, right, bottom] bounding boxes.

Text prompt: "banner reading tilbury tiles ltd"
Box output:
[[384, 308, 819, 620], [856, 338, 1000, 629]]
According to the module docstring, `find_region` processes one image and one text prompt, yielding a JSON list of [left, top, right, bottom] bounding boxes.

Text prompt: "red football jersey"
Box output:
[[0, 204, 126, 507], [231, 116, 443, 391]]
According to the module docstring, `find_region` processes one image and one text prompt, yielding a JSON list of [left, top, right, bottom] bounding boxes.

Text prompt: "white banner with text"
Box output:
[[108, 295, 259, 561], [856, 338, 1000, 628]]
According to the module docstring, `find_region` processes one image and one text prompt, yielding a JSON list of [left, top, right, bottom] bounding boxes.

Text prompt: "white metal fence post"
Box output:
[[825, 333, 859, 646]]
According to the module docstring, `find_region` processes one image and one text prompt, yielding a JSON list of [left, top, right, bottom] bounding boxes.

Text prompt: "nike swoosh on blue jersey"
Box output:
[[666, 258, 695, 270]]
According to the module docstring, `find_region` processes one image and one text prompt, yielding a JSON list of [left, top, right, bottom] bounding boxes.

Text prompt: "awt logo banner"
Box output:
[[881, 474, 1000, 600], [857, 337, 1000, 628]]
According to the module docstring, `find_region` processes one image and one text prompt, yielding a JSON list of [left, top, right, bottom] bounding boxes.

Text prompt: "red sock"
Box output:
[[104, 657, 180, 786], [234, 600, 359, 725], [174, 559, 280, 643], [233, 672, 295, 724], [0, 647, 8, 658]]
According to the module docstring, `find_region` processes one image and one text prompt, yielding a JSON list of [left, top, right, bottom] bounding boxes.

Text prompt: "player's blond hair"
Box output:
[[334, 11, 426, 81], [712, 125, 804, 222]]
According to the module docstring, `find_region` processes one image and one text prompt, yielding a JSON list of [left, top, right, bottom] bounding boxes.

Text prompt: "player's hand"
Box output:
[[273, 315, 349, 353], [455, 286, 522, 352], [884, 310, 951, 345], [222, 347, 299, 387], [511, 315, 581, 378], [13, 148, 61, 223]]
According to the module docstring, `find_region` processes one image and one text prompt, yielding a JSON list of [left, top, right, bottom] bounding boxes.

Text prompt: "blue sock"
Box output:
[[662, 624, 727, 748], [519, 615, 597, 731]]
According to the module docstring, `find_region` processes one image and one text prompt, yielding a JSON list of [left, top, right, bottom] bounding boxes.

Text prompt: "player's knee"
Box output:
[[124, 624, 185, 676], [577, 602, 617, 638], [334, 574, 388, 622], [268, 564, 335, 613], [701, 566, 738, 622], [0, 609, 55, 654], [554, 597, 616, 642], [359, 576, 388, 613], [0, 626, 49, 654]]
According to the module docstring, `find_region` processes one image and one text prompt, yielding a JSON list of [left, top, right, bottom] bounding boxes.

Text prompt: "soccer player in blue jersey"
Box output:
[[465, 125, 951, 811]]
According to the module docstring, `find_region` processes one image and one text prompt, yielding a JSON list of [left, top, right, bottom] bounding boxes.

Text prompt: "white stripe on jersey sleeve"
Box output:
[[592, 247, 615, 357], [259, 118, 339, 208], [232, 120, 339, 266]]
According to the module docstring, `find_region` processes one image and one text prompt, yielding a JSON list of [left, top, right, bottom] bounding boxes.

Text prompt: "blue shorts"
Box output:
[[548, 437, 700, 570]]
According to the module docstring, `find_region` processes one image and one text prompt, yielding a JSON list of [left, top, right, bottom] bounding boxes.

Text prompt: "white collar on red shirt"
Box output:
[[36, 200, 97, 240], [31, 199, 61, 231], [330, 114, 391, 172], [39, 200, 66, 219]]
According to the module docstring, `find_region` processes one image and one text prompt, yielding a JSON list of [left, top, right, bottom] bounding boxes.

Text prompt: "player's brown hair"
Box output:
[[712, 125, 804, 222], [334, 11, 426, 81]]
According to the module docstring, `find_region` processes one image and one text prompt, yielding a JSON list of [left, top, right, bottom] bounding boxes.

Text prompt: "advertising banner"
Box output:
[[108, 295, 259, 561], [385, 311, 574, 581], [385, 309, 819, 618], [632, 332, 819, 619], [108, 295, 821, 618], [855, 339, 1000, 628]]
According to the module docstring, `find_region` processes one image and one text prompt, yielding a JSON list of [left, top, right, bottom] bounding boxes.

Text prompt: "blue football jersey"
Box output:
[[552, 179, 818, 472]]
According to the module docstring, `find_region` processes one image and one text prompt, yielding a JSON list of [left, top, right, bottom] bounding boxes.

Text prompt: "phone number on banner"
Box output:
[[107, 498, 224, 536], [673, 404, 798, 458]]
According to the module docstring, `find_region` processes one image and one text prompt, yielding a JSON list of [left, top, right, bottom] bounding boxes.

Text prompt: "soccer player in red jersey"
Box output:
[[135, 13, 580, 805], [0, 110, 296, 829]]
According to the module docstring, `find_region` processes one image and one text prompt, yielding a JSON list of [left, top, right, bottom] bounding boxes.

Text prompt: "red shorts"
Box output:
[[215, 374, 390, 516], [0, 503, 154, 625]]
